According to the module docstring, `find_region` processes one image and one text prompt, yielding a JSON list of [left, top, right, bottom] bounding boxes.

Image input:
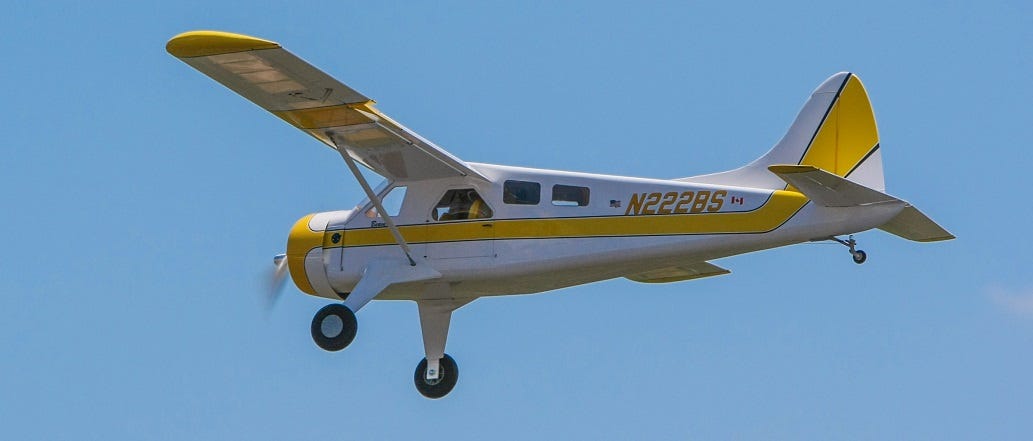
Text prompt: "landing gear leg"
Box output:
[[413, 292, 472, 399], [830, 235, 867, 264]]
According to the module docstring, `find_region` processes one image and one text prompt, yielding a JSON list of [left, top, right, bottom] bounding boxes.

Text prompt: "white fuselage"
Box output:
[[295, 163, 905, 301]]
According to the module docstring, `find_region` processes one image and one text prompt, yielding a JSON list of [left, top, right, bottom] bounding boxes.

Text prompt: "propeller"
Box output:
[[265, 253, 289, 311]]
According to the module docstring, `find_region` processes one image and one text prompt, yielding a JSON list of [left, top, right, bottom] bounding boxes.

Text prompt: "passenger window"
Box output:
[[552, 184, 590, 206], [432, 189, 494, 221], [365, 186, 407, 218], [503, 180, 541, 205]]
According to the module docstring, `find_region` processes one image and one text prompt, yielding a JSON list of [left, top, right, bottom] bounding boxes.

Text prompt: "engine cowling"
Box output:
[[285, 211, 351, 299]]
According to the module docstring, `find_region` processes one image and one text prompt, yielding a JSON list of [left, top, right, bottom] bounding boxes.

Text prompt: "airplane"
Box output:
[[167, 30, 954, 399]]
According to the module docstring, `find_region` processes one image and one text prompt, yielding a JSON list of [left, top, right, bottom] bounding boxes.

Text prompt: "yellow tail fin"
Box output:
[[680, 73, 884, 191], [796, 74, 883, 190]]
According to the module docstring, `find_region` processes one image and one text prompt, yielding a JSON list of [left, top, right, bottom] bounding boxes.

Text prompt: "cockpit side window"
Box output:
[[503, 180, 541, 205], [432, 189, 493, 221]]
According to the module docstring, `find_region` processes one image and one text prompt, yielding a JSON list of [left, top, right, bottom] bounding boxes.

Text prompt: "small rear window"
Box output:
[[503, 180, 541, 205], [552, 185, 590, 207]]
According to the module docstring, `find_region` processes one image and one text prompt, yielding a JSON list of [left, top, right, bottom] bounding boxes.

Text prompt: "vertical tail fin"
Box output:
[[680, 72, 885, 191]]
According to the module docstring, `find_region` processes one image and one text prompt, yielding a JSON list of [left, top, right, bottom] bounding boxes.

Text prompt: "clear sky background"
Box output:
[[2, 1, 1031, 439]]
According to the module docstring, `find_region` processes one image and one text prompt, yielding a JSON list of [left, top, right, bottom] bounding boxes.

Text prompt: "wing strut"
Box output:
[[329, 135, 417, 266]]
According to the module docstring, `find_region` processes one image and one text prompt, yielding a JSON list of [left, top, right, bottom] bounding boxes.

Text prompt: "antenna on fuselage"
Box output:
[[328, 134, 417, 266]]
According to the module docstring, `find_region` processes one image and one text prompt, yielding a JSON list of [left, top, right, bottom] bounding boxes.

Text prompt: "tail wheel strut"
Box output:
[[830, 235, 868, 265]]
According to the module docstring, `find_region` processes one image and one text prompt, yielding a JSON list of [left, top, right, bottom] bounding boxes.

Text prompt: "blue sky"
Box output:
[[2, 1, 1031, 439]]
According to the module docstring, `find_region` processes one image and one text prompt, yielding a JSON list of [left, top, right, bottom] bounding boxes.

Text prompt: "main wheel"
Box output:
[[852, 250, 868, 264], [310, 304, 357, 351], [414, 354, 459, 399]]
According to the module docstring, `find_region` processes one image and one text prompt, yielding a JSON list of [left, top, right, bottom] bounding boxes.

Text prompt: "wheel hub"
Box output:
[[423, 366, 444, 386], [320, 314, 344, 338]]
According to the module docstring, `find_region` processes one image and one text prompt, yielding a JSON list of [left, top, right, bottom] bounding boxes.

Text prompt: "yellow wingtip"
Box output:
[[166, 30, 280, 58]]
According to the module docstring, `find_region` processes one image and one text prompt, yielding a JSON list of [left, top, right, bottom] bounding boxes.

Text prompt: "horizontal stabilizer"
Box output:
[[768, 165, 896, 207], [626, 261, 730, 284], [878, 206, 955, 242], [769, 165, 954, 242]]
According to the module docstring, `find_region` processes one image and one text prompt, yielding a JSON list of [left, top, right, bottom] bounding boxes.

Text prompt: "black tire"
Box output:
[[414, 354, 459, 399], [852, 250, 868, 264], [310, 304, 357, 352]]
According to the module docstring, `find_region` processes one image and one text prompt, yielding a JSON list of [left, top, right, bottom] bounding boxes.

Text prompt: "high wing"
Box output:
[[166, 30, 487, 182]]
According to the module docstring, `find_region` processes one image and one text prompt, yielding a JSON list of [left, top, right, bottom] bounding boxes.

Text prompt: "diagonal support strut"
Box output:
[[328, 134, 416, 266]]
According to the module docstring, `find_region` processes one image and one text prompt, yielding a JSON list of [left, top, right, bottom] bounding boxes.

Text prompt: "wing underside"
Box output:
[[625, 261, 731, 283], [167, 30, 485, 182]]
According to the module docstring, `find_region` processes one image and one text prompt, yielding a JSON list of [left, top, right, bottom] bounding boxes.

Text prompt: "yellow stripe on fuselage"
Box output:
[[326, 190, 809, 249]]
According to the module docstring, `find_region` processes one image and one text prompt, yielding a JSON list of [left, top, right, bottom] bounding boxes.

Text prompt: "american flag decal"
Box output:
[[610, 199, 621, 208]]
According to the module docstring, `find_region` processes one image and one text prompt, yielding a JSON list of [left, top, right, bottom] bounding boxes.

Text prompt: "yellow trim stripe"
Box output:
[[329, 191, 809, 249], [166, 30, 280, 58]]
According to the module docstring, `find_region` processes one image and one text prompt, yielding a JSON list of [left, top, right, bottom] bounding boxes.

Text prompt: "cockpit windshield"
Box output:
[[363, 185, 407, 218], [355, 179, 407, 219]]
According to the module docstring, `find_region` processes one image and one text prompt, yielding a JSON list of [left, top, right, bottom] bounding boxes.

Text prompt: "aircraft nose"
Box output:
[[286, 214, 323, 295]]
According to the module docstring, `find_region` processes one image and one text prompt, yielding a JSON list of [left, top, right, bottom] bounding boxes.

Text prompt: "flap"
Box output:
[[167, 30, 487, 182], [625, 261, 730, 284]]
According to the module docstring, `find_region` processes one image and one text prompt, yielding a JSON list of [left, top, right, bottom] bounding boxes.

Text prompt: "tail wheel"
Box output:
[[414, 354, 458, 399], [310, 304, 357, 351], [852, 250, 868, 264]]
